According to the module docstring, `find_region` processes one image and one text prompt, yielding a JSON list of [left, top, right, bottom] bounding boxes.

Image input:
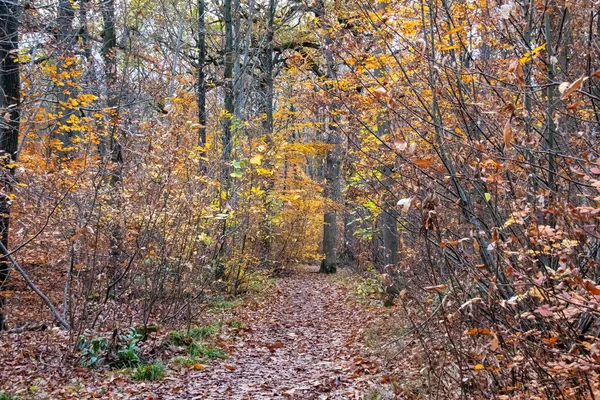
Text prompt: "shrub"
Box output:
[[76, 335, 108, 368], [77, 328, 142, 369], [0, 393, 20, 400]]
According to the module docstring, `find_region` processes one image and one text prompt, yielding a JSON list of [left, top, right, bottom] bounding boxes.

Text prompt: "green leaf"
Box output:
[[484, 192, 491, 202]]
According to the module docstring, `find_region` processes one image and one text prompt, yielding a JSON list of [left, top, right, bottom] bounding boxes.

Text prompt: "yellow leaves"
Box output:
[[442, 26, 464, 36], [67, 114, 80, 125], [439, 44, 460, 51], [255, 168, 272, 176], [78, 93, 98, 106], [219, 109, 233, 119], [250, 154, 263, 165], [519, 43, 546, 65], [474, 364, 484, 370]]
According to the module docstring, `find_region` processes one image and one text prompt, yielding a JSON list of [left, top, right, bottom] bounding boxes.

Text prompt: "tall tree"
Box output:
[[197, 0, 207, 150], [259, 0, 276, 264], [374, 0, 399, 302], [0, 0, 20, 329], [101, 0, 125, 286], [222, 0, 234, 184], [317, 0, 342, 274]]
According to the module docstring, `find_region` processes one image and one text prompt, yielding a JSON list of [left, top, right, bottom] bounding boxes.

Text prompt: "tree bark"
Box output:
[[0, 0, 20, 329], [260, 0, 276, 265], [222, 0, 234, 180], [316, 0, 341, 274], [197, 0, 207, 150], [101, 0, 124, 286]]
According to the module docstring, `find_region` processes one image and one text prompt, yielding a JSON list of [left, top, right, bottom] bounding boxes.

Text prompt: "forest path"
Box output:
[[158, 265, 382, 399]]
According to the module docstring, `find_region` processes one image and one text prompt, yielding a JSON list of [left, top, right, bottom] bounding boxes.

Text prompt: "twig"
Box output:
[[0, 240, 70, 330]]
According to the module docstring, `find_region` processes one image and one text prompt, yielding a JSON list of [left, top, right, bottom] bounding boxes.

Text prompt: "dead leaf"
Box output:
[[373, 87, 387, 99], [508, 58, 524, 88], [424, 284, 447, 293], [584, 280, 600, 296], [503, 120, 512, 149], [534, 304, 553, 317], [490, 334, 499, 351], [413, 158, 431, 168], [397, 197, 414, 213], [560, 75, 587, 100], [542, 337, 558, 345]]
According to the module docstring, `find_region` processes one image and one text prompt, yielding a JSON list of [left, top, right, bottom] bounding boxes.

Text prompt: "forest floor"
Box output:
[[148, 265, 386, 399], [1, 265, 398, 399]]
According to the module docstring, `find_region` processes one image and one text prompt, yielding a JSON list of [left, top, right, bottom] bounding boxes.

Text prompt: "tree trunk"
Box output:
[[197, 0, 207, 150], [222, 0, 234, 183], [101, 0, 124, 285], [321, 113, 341, 274], [260, 0, 275, 265], [0, 0, 20, 329], [315, 0, 341, 274], [214, 0, 235, 281]]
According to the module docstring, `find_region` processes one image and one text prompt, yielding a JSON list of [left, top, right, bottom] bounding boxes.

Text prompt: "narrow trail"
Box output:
[[158, 265, 382, 399]]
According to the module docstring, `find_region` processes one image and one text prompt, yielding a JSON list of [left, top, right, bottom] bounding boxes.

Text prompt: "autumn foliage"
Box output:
[[1, 0, 600, 397]]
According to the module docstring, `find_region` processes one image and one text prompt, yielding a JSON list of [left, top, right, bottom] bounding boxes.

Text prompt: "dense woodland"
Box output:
[[1, 0, 600, 397]]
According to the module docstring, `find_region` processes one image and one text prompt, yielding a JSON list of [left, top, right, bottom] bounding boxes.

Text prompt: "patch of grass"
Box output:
[[245, 270, 275, 292], [173, 355, 197, 365], [188, 342, 227, 359], [364, 386, 394, 400], [228, 318, 246, 330], [169, 322, 222, 346], [131, 362, 166, 381], [207, 296, 241, 311], [190, 322, 221, 338], [0, 393, 21, 400]]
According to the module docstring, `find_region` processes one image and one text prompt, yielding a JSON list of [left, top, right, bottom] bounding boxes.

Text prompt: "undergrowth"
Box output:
[[0, 393, 20, 400], [131, 362, 166, 381]]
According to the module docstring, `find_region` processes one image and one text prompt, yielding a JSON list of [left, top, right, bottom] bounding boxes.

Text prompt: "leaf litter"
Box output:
[[0, 265, 387, 399]]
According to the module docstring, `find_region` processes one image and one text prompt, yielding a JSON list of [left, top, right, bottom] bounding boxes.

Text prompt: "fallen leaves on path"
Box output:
[[147, 265, 383, 399], [0, 266, 387, 399]]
